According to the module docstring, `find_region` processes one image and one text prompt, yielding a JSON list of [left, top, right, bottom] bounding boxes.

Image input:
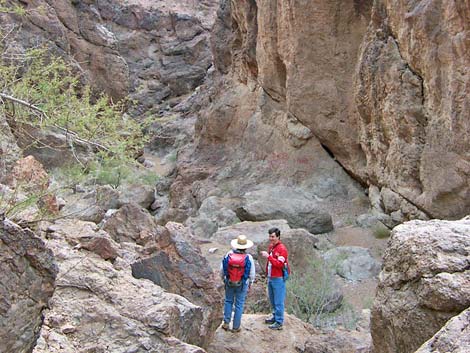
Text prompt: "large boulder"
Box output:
[[131, 222, 222, 348], [0, 215, 58, 353], [323, 246, 381, 281], [212, 219, 291, 253], [236, 186, 333, 234], [185, 196, 240, 238], [103, 202, 170, 246], [371, 218, 470, 353], [34, 219, 211, 353]]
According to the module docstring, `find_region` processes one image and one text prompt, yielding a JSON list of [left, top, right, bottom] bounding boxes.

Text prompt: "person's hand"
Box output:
[[260, 251, 269, 258]]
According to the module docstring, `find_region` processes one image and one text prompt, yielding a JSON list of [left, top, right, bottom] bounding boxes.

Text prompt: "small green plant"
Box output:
[[362, 296, 374, 310], [372, 223, 391, 239], [135, 168, 160, 186], [53, 159, 160, 190], [0, 180, 63, 226], [166, 151, 177, 163], [88, 158, 132, 188], [286, 257, 359, 329], [0, 0, 26, 15], [286, 257, 337, 324]]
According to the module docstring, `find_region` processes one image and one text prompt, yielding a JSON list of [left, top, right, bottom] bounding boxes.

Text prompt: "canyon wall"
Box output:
[[0, 0, 218, 115], [355, 0, 469, 219], [196, 0, 469, 220]]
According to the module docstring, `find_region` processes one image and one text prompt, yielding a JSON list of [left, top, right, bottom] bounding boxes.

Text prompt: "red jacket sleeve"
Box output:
[[268, 243, 288, 269]]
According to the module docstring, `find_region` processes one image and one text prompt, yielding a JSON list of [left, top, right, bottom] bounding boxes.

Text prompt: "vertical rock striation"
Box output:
[[355, 0, 470, 218]]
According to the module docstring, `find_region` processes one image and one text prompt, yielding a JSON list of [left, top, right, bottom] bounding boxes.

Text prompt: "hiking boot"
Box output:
[[221, 322, 230, 331], [231, 327, 241, 333], [264, 316, 275, 324], [268, 322, 283, 330]]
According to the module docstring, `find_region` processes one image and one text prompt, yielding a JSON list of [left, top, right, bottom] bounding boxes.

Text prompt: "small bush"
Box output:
[[372, 223, 391, 239], [286, 257, 359, 329], [54, 159, 160, 190], [287, 258, 336, 324]]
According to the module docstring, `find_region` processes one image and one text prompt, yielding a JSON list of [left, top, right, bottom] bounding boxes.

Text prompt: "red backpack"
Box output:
[[227, 253, 247, 287]]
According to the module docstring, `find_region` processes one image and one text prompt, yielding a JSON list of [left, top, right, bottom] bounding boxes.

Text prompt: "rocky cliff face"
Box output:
[[355, 0, 470, 219], [195, 0, 469, 221], [0, 0, 218, 114]]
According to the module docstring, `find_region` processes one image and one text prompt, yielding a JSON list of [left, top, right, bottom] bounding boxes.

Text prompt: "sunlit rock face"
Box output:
[[183, 0, 372, 228], [32, 218, 220, 352], [354, 0, 470, 219], [196, 0, 469, 221]]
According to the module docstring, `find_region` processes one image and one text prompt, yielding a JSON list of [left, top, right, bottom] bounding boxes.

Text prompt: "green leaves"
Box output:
[[0, 0, 26, 15], [0, 44, 145, 163]]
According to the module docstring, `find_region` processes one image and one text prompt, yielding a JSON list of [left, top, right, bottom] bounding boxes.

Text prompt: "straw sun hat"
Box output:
[[231, 234, 254, 250]]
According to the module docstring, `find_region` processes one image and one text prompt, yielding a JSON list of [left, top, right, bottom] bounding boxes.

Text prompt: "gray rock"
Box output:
[[186, 215, 218, 238], [213, 219, 291, 253], [131, 221, 222, 347], [380, 187, 402, 213], [32, 219, 208, 353], [96, 185, 120, 210], [117, 184, 155, 209], [236, 187, 333, 234], [186, 196, 240, 237], [103, 203, 168, 246], [323, 246, 381, 281], [368, 185, 383, 213], [61, 192, 106, 224], [0, 112, 22, 182]]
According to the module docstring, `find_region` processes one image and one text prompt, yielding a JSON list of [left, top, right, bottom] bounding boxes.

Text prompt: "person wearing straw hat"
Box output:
[[220, 234, 256, 332]]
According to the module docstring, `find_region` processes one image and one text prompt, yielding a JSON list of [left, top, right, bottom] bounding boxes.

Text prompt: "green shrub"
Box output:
[[53, 158, 160, 190], [0, 24, 155, 222], [286, 258, 336, 323], [0, 40, 145, 164], [286, 257, 358, 329], [372, 223, 391, 239]]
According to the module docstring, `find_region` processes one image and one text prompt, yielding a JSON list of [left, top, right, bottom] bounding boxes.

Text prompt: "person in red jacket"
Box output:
[[260, 227, 289, 330]]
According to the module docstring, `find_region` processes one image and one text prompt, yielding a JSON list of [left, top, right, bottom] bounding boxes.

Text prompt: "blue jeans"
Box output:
[[268, 277, 286, 324], [223, 282, 249, 329]]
